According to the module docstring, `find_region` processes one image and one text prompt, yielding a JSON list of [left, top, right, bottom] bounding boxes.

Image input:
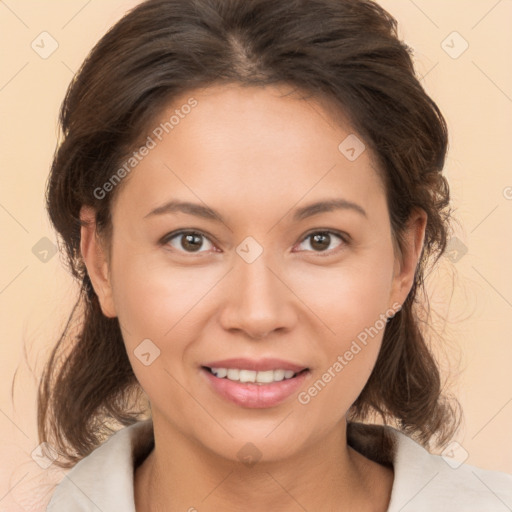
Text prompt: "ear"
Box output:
[[80, 205, 117, 318], [389, 207, 427, 309]]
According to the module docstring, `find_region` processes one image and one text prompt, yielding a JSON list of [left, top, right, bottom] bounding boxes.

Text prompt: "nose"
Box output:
[[219, 252, 297, 340]]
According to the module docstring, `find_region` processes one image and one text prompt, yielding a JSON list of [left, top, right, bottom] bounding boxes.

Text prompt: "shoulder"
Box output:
[[45, 419, 154, 512], [390, 435, 512, 512], [348, 422, 512, 511]]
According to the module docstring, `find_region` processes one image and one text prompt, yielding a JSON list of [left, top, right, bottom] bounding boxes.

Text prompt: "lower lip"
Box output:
[[202, 368, 309, 408]]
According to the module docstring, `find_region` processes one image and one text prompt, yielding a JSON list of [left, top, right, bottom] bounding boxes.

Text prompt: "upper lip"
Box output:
[[202, 358, 308, 373]]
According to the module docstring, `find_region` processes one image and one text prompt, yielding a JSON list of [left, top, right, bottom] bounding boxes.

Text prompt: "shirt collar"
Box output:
[[46, 419, 512, 511]]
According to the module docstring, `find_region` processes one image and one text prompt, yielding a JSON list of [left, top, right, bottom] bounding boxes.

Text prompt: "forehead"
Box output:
[[111, 83, 386, 223]]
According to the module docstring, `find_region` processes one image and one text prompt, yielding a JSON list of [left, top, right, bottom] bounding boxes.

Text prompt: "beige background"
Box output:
[[0, 0, 511, 510]]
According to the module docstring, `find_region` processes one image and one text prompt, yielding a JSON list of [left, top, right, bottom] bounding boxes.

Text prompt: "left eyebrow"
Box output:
[[292, 198, 368, 221]]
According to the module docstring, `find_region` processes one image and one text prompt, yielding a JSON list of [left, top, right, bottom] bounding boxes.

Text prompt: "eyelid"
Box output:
[[300, 228, 350, 243]]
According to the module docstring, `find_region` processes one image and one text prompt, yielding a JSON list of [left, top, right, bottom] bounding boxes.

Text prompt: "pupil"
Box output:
[[183, 233, 202, 252], [311, 233, 329, 251]]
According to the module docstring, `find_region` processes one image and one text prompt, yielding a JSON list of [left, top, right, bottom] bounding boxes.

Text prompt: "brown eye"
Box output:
[[165, 231, 215, 253], [296, 231, 346, 254]]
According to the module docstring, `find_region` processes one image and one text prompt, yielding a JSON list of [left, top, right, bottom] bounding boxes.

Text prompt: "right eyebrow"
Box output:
[[144, 200, 224, 222]]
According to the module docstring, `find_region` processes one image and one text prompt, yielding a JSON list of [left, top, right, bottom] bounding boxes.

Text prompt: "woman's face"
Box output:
[[84, 83, 424, 462]]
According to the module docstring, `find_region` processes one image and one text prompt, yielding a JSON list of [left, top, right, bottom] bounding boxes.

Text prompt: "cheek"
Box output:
[[108, 253, 200, 409], [292, 253, 394, 338], [108, 250, 221, 398], [110, 248, 213, 340], [292, 256, 394, 412], [297, 302, 387, 428]]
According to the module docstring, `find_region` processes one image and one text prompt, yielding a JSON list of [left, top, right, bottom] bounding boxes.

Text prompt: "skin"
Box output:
[[80, 83, 427, 511]]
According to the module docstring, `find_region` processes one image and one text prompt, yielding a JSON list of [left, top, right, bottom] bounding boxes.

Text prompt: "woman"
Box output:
[[38, 0, 512, 510]]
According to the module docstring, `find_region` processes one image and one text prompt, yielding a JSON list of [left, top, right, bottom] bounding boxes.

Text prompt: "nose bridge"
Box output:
[[221, 245, 294, 338], [237, 248, 281, 311], [239, 250, 278, 302]]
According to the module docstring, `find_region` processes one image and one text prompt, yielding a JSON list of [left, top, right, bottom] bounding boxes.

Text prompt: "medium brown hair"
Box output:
[[38, 0, 462, 468]]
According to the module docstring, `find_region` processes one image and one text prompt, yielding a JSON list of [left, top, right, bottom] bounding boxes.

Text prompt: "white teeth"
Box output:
[[215, 368, 228, 378], [273, 369, 285, 381], [239, 370, 256, 383], [255, 370, 274, 383], [209, 367, 300, 383], [226, 368, 239, 380]]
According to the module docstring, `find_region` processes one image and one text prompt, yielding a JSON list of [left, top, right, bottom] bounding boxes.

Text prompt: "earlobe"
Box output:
[[79, 205, 117, 318], [390, 208, 428, 307]]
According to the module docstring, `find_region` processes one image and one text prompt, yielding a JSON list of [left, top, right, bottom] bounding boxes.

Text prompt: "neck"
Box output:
[[135, 417, 393, 512]]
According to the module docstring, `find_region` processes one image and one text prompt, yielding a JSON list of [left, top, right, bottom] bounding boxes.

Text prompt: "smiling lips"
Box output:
[[201, 358, 310, 408]]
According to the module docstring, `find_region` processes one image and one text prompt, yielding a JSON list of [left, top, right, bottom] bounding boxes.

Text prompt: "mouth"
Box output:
[[202, 366, 309, 384], [200, 359, 310, 408]]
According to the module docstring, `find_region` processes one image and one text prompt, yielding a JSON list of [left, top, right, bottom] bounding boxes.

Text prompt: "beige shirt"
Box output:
[[46, 419, 512, 511]]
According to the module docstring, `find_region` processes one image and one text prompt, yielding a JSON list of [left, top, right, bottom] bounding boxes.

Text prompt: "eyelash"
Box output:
[[160, 229, 350, 257]]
